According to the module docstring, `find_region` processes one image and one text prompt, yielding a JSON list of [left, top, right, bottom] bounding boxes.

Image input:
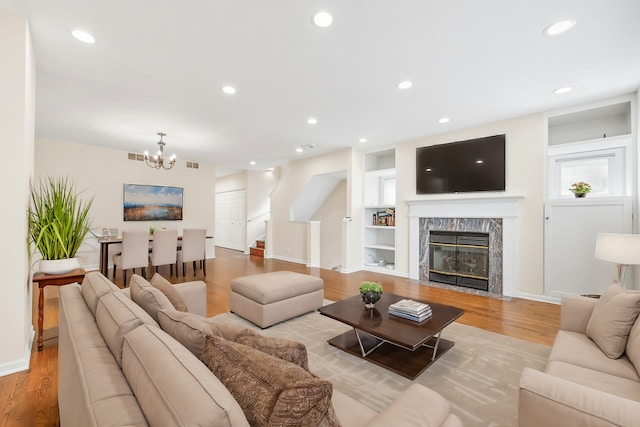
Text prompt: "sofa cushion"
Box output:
[[81, 271, 120, 316], [157, 309, 214, 358], [586, 282, 640, 358], [130, 274, 175, 323], [95, 291, 158, 366], [235, 329, 309, 370], [546, 360, 640, 402], [122, 325, 249, 427], [549, 330, 639, 381], [627, 319, 640, 374], [150, 273, 188, 312], [200, 334, 340, 426]]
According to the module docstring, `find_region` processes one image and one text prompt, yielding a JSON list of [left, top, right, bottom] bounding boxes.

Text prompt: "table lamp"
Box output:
[[594, 233, 640, 287]]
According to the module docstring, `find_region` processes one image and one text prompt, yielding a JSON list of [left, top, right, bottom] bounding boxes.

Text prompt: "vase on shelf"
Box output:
[[575, 193, 586, 198]]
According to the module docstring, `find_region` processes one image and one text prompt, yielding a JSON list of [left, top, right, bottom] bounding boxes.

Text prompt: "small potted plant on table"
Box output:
[[360, 281, 383, 309]]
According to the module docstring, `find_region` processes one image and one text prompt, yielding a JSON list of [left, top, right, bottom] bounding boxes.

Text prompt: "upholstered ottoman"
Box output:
[[230, 271, 324, 328]]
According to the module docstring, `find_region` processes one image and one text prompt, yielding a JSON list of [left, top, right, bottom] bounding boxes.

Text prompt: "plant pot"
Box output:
[[574, 193, 586, 198], [361, 291, 382, 309], [39, 257, 80, 275]]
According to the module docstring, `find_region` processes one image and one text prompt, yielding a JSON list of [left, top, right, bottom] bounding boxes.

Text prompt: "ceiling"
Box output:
[[2, 1, 639, 176]]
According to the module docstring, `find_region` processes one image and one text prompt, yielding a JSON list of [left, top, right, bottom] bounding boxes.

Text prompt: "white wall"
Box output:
[[312, 179, 347, 270], [0, 7, 35, 376], [395, 113, 546, 295], [271, 148, 360, 266], [35, 139, 217, 269], [216, 172, 246, 193]]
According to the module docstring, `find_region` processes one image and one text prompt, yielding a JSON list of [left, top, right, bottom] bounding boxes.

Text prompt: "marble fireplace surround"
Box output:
[[408, 196, 522, 297]]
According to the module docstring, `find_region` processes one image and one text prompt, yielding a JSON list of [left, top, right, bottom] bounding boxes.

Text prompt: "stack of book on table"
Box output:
[[388, 299, 432, 322]]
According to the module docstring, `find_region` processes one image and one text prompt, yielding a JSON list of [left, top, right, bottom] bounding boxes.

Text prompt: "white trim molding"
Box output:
[[0, 328, 34, 377], [407, 195, 523, 297]]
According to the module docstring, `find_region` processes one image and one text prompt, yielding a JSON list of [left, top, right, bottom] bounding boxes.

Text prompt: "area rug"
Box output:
[[211, 310, 550, 427]]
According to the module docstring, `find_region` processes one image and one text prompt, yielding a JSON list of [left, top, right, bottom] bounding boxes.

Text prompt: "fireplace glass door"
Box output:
[[429, 231, 489, 291]]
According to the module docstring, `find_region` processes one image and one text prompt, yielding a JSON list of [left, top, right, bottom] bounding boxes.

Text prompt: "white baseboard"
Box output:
[[517, 292, 561, 305], [272, 255, 307, 265], [340, 266, 361, 274], [0, 328, 34, 378]]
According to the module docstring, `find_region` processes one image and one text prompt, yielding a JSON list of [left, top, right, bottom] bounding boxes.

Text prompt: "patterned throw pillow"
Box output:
[[200, 335, 340, 427], [235, 330, 309, 370], [586, 282, 640, 358], [150, 273, 189, 312]]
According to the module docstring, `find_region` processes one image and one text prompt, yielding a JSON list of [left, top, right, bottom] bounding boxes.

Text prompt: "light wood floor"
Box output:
[[1, 247, 560, 426]]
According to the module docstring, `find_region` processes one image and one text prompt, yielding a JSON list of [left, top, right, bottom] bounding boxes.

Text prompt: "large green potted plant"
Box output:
[[28, 176, 94, 274]]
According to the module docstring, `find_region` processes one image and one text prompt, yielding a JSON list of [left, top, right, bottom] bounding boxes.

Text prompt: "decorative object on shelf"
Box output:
[[569, 181, 591, 198], [28, 176, 93, 274], [144, 132, 176, 170], [149, 226, 155, 235], [359, 281, 383, 309], [594, 233, 640, 288]]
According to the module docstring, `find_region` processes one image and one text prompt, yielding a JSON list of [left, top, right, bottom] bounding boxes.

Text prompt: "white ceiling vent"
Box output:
[[128, 153, 144, 161], [186, 161, 199, 169]]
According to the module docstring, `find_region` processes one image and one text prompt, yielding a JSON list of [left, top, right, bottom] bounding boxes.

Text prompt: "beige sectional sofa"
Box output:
[[59, 271, 462, 426], [519, 283, 640, 427]]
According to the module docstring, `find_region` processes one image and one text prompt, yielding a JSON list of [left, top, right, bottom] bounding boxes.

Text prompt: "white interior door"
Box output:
[[544, 197, 632, 297], [215, 190, 246, 251]]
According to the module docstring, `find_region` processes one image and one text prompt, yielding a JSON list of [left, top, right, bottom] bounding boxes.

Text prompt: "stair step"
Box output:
[[256, 239, 265, 249], [250, 246, 265, 258]]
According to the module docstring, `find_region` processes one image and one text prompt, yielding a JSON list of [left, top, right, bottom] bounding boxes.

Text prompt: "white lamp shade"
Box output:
[[595, 233, 640, 265]]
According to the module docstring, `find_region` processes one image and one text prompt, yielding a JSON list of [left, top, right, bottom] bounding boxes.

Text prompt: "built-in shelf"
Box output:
[[363, 149, 396, 272]]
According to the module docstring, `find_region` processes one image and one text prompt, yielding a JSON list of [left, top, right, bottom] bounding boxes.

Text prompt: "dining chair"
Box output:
[[149, 229, 178, 277], [112, 231, 149, 286], [177, 228, 207, 277]]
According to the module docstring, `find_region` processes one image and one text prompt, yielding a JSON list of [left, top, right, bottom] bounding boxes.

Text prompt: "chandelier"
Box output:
[[144, 132, 176, 170]]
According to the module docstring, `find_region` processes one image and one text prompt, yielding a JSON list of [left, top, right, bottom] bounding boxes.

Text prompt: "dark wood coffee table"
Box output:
[[319, 293, 464, 379]]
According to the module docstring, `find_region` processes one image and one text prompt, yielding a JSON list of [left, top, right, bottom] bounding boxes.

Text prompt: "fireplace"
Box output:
[[429, 231, 490, 291]]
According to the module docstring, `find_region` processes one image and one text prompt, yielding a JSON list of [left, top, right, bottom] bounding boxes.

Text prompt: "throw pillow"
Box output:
[[157, 309, 213, 358], [235, 330, 309, 370], [150, 273, 189, 312], [130, 274, 175, 323], [625, 315, 640, 373], [586, 282, 640, 358], [200, 335, 340, 427]]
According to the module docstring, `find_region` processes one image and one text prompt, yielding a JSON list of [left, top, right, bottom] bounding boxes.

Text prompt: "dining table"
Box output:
[[96, 234, 212, 277]]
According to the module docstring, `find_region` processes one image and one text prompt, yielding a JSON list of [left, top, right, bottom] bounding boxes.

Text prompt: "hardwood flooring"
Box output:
[[0, 247, 560, 426]]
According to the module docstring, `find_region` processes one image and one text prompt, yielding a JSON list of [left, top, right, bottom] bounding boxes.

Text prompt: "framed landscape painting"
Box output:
[[123, 184, 183, 221]]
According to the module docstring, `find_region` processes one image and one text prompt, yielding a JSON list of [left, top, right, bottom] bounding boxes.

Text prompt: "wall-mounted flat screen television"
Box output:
[[123, 184, 183, 221], [416, 134, 506, 194]]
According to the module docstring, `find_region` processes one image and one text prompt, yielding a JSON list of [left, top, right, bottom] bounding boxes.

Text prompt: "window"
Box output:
[[548, 137, 630, 198]]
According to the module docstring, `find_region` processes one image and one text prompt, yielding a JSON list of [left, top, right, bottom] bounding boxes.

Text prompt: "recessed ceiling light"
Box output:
[[222, 86, 236, 95], [476, 160, 484, 164], [296, 147, 304, 153], [438, 117, 450, 124], [425, 168, 432, 172], [543, 19, 576, 36], [72, 30, 95, 44], [307, 117, 318, 125], [398, 81, 413, 90], [312, 11, 333, 28], [249, 161, 256, 165], [553, 86, 573, 95], [359, 138, 367, 143]]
